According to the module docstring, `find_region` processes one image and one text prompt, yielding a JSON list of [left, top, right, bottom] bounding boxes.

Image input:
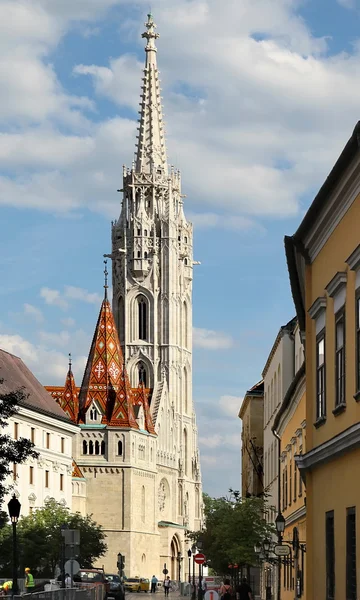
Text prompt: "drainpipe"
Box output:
[[273, 429, 282, 600]]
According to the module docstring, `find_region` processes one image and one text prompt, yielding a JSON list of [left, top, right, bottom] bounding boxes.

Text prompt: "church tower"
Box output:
[[111, 12, 202, 548]]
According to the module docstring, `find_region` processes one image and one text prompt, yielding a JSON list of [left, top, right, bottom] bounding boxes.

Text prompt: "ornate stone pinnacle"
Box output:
[[142, 12, 159, 52]]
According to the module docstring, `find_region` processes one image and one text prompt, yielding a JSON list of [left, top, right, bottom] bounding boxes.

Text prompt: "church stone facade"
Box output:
[[47, 14, 202, 580]]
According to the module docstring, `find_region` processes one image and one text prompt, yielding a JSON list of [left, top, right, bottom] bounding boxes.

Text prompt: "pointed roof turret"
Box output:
[[57, 353, 78, 422], [135, 13, 168, 175], [78, 262, 139, 428]]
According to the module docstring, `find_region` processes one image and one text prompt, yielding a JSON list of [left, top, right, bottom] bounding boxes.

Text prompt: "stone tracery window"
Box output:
[[82, 440, 88, 455], [138, 361, 147, 387], [118, 440, 123, 456]]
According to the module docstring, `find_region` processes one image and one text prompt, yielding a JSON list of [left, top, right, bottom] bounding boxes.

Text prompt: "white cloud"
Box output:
[[61, 317, 76, 328], [199, 432, 240, 449], [64, 286, 102, 305], [193, 327, 234, 350], [188, 212, 265, 233], [24, 303, 44, 324], [0, 333, 87, 383], [337, 0, 356, 8], [38, 330, 71, 347], [40, 287, 69, 310], [219, 395, 244, 418]]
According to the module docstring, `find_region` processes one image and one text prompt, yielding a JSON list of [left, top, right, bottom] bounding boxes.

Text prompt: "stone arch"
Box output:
[[128, 287, 154, 343], [128, 353, 154, 388], [170, 534, 181, 580]]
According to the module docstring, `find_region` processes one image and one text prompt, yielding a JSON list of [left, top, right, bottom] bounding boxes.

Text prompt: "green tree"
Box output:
[[0, 382, 39, 509], [0, 499, 107, 577], [190, 490, 273, 575]]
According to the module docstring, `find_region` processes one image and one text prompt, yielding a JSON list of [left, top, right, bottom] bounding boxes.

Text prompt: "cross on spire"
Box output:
[[142, 13, 159, 53], [104, 260, 108, 299]]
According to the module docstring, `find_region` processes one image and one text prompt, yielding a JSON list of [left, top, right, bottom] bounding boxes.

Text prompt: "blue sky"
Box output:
[[1, 0, 360, 497]]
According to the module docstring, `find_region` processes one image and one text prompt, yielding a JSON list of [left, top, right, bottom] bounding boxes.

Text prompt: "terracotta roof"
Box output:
[[0, 348, 71, 423], [72, 460, 85, 479], [59, 358, 79, 422], [78, 297, 139, 428]]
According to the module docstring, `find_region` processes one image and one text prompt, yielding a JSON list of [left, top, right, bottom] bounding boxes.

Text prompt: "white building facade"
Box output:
[[0, 349, 79, 516]]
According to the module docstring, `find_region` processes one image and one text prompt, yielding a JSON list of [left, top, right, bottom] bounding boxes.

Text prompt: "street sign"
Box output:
[[205, 592, 218, 600], [63, 529, 80, 545], [65, 545, 80, 559], [274, 544, 291, 556], [64, 559, 80, 576], [163, 569, 169, 575], [194, 553, 206, 565]]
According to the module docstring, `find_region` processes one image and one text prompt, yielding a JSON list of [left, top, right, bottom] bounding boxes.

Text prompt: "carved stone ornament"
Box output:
[[158, 481, 166, 512]]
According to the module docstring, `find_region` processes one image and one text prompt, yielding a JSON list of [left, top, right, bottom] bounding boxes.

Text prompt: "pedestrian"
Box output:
[[151, 576, 158, 593], [219, 579, 233, 600], [200, 578, 207, 598], [236, 578, 252, 600], [25, 568, 35, 593], [163, 576, 171, 597], [0, 581, 12, 596], [65, 573, 72, 588]]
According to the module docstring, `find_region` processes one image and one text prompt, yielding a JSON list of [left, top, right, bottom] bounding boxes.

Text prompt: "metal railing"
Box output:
[[9, 585, 105, 600]]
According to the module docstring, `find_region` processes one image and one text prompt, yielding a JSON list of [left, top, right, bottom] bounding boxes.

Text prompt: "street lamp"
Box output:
[[187, 549, 192, 587], [254, 542, 262, 555], [191, 545, 196, 600], [197, 538, 204, 600], [275, 512, 286, 540], [8, 494, 21, 596], [263, 539, 271, 553]]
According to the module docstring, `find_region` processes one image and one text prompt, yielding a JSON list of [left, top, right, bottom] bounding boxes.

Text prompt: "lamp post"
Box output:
[[197, 539, 203, 600], [8, 495, 21, 596], [275, 512, 285, 600], [187, 550, 192, 589], [191, 545, 196, 600]]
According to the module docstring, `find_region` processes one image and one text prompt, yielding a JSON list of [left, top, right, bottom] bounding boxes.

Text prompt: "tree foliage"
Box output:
[[190, 490, 274, 575], [0, 381, 39, 507], [0, 499, 107, 577]]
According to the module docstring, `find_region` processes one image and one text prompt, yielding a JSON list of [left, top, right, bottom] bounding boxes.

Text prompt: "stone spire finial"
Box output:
[[135, 13, 168, 175], [142, 13, 159, 53], [103, 259, 108, 299]]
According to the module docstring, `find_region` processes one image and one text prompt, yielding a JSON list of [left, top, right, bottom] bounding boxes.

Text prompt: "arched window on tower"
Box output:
[[183, 429, 188, 476], [138, 362, 147, 387], [82, 440, 88, 455], [137, 251, 141, 258], [101, 441, 105, 455], [89, 440, 94, 455], [184, 258, 188, 266], [95, 440, 100, 455], [118, 296, 125, 346], [138, 296, 148, 340], [118, 440, 123, 456], [144, 252, 148, 259], [183, 368, 188, 414]]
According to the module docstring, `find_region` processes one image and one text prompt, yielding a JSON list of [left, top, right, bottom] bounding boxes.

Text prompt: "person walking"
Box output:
[[163, 576, 171, 597], [236, 578, 252, 600], [65, 574, 72, 588], [151, 576, 158, 593], [219, 579, 233, 600], [25, 568, 35, 593]]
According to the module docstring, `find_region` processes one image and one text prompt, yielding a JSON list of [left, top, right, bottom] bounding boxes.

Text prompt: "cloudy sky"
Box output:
[[1, 0, 360, 497]]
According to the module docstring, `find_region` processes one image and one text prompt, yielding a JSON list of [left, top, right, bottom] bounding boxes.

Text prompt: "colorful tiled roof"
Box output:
[[58, 355, 78, 422], [135, 382, 156, 434], [72, 460, 84, 479], [78, 296, 138, 428]]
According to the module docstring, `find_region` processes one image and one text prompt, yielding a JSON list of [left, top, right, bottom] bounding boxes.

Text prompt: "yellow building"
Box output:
[[285, 121, 360, 600], [239, 380, 264, 498], [272, 321, 306, 600]]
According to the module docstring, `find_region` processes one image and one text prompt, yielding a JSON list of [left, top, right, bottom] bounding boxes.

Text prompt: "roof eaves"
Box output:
[[284, 236, 306, 333]]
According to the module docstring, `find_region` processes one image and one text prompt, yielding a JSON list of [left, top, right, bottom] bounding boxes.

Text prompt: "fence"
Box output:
[[8, 585, 105, 600]]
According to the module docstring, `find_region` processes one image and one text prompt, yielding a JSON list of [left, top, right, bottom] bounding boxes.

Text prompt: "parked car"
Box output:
[[124, 578, 149, 593], [105, 574, 125, 600], [76, 569, 110, 600]]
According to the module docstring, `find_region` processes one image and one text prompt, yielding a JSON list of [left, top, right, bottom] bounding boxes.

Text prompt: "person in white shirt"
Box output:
[[65, 574, 72, 588]]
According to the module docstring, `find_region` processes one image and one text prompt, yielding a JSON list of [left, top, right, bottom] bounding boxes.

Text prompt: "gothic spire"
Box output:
[[135, 13, 168, 175], [59, 353, 79, 422], [78, 295, 139, 429]]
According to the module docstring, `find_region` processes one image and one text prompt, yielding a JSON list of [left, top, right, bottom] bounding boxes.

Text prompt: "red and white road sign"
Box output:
[[194, 553, 206, 565]]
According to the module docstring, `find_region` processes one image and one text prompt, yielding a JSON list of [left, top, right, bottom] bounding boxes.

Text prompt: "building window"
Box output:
[[13, 464, 17, 481], [289, 460, 292, 507], [29, 466, 34, 485], [347, 507, 357, 600], [294, 459, 297, 502], [31, 428, 35, 444], [299, 447, 303, 497], [137, 228, 141, 236], [82, 440, 88, 455], [61, 437, 65, 454], [144, 252, 148, 259], [46, 432, 50, 449], [14, 422, 18, 440], [138, 295, 148, 340], [95, 440, 100, 455], [335, 310, 345, 407], [356, 293, 360, 392], [60, 474, 64, 492], [326, 510, 335, 600], [89, 408, 98, 421], [101, 441, 105, 455], [89, 440, 94, 455], [118, 441, 123, 456], [45, 470, 49, 488], [316, 332, 326, 419], [184, 236, 188, 243], [144, 229, 147, 236], [138, 362, 147, 387]]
